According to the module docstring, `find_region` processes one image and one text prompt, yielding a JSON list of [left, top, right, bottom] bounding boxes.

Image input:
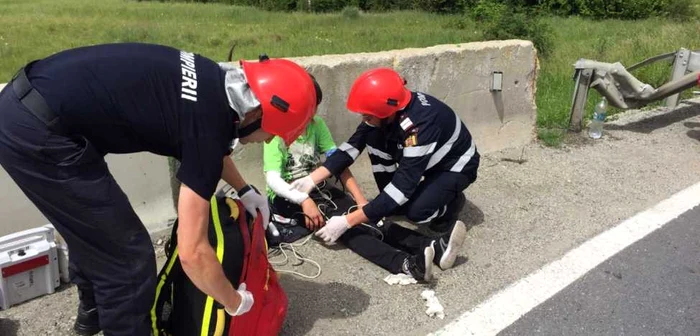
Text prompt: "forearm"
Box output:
[[181, 239, 240, 309], [177, 185, 239, 310], [346, 207, 370, 227], [309, 166, 333, 185], [340, 169, 368, 205], [222, 156, 247, 191]]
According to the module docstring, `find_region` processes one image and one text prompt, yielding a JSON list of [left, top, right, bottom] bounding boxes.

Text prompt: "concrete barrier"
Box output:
[[0, 153, 177, 237], [0, 40, 538, 237], [231, 40, 538, 194]]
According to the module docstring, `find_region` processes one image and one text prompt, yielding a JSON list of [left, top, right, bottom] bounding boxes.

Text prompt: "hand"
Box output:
[[301, 198, 325, 231], [238, 185, 270, 229], [225, 283, 254, 316], [290, 175, 315, 194], [315, 216, 351, 244]]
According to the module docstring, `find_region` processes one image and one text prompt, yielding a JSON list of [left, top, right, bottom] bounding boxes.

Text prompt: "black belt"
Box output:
[[11, 64, 59, 127]]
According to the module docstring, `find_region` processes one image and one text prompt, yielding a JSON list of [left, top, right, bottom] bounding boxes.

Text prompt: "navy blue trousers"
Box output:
[[0, 82, 155, 335], [365, 129, 473, 227], [340, 172, 470, 274]]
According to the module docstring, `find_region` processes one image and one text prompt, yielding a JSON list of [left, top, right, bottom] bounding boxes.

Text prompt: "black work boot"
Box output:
[[402, 242, 436, 282], [429, 192, 466, 233], [74, 287, 101, 336]]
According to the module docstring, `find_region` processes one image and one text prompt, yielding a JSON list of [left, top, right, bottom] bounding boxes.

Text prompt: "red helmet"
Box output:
[[240, 55, 317, 145], [346, 68, 412, 119]]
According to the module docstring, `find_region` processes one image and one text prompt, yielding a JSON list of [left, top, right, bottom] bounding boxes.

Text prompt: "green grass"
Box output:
[[1, 0, 699, 146], [537, 128, 567, 147], [0, 0, 481, 79]]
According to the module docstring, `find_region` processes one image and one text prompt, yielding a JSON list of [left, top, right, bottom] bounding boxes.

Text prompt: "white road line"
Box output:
[[430, 181, 700, 336]]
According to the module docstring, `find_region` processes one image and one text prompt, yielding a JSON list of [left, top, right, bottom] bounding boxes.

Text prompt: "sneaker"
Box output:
[[402, 242, 436, 282], [433, 220, 467, 270], [74, 302, 101, 336]]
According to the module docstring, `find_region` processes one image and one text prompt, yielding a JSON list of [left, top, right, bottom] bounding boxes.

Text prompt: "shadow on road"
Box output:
[[684, 121, 700, 141], [0, 318, 19, 336], [605, 101, 700, 134], [280, 276, 370, 336], [461, 199, 485, 231]]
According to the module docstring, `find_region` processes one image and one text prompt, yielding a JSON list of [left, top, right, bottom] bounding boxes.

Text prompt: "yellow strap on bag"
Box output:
[[151, 246, 180, 336], [201, 196, 226, 336], [214, 309, 226, 336]]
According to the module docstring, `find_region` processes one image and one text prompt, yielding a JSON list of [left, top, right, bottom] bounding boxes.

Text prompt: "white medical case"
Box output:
[[0, 224, 60, 310]]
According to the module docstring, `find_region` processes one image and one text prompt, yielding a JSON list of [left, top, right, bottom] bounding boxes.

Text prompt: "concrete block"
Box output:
[[392, 41, 538, 153], [233, 40, 538, 190], [105, 153, 177, 230], [0, 153, 176, 237]]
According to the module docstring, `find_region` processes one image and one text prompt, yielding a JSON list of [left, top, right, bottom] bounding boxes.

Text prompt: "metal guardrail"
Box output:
[[569, 48, 700, 132]]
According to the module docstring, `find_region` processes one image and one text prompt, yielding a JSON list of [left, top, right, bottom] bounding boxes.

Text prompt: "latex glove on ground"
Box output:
[[315, 215, 350, 244], [421, 290, 445, 319], [384, 273, 418, 286], [290, 175, 315, 194], [239, 185, 270, 229], [225, 283, 254, 316]]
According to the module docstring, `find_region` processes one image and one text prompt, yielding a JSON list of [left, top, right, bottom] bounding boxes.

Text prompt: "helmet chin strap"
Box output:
[[363, 115, 393, 128], [238, 118, 263, 138], [381, 117, 390, 128]]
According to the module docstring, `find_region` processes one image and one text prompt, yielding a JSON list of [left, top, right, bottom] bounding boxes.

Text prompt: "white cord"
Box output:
[[267, 185, 334, 279], [359, 223, 384, 241], [345, 205, 384, 240], [268, 234, 322, 279], [212, 184, 323, 279], [267, 184, 384, 278]]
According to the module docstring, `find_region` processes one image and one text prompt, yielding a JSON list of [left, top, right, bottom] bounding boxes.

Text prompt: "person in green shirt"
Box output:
[[264, 115, 367, 232], [263, 78, 436, 282]]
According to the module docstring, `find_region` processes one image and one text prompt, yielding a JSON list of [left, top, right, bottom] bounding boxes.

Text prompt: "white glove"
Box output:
[[315, 216, 351, 244], [225, 283, 254, 316], [267, 222, 280, 237], [238, 185, 270, 229], [290, 175, 316, 194]]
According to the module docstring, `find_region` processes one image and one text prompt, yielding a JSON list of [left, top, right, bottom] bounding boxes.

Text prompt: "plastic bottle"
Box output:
[[588, 97, 608, 139]]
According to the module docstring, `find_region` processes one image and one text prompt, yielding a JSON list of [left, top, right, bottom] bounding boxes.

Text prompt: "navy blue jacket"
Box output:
[[323, 92, 479, 222], [28, 43, 237, 199]]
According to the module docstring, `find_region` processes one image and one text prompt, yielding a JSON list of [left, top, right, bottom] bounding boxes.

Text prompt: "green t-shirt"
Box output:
[[263, 116, 337, 200]]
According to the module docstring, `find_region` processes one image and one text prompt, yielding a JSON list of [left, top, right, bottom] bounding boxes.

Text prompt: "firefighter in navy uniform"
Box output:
[[292, 67, 479, 272], [0, 43, 317, 336]]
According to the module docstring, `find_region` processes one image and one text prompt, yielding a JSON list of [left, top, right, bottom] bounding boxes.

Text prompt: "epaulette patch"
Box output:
[[400, 116, 414, 132]]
